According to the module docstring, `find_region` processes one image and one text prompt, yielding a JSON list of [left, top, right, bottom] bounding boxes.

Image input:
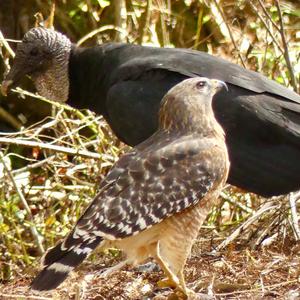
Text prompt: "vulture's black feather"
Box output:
[[2, 28, 300, 197]]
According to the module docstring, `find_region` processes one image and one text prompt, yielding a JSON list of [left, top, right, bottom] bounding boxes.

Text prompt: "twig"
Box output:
[[211, 0, 246, 68], [138, 0, 152, 45], [77, 26, 131, 46], [0, 106, 22, 130], [252, 213, 281, 248], [114, 0, 127, 42], [215, 279, 298, 296], [275, 0, 298, 92], [0, 293, 51, 300], [12, 155, 56, 175], [220, 192, 253, 214], [215, 201, 277, 251], [0, 137, 101, 159], [249, 1, 284, 54], [0, 29, 15, 57], [5, 86, 100, 134], [193, 6, 204, 50], [156, 0, 170, 47], [288, 192, 300, 240], [28, 185, 92, 191], [0, 151, 44, 255], [257, 0, 280, 32]]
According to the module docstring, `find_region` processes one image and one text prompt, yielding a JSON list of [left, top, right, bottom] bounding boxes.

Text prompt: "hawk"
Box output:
[[31, 77, 229, 297]]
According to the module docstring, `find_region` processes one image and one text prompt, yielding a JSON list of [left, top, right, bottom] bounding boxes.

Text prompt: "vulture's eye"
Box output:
[[196, 80, 207, 89], [29, 48, 39, 56]]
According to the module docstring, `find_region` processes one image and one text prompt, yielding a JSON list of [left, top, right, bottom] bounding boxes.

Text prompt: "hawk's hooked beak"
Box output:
[[211, 79, 228, 92]]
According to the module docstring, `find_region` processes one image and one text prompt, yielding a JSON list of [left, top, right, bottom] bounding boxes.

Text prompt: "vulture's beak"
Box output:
[[1, 79, 13, 96], [1, 60, 27, 96]]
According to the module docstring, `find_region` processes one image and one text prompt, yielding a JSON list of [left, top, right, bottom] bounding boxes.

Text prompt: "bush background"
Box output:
[[0, 0, 299, 292]]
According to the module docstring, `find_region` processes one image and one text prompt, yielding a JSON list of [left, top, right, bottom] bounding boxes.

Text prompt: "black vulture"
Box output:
[[1, 27, 300, 197]]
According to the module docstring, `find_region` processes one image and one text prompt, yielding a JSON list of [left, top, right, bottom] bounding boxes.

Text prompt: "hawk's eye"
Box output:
[[196, 80, 207, 89], [29, 48, 39, 56]]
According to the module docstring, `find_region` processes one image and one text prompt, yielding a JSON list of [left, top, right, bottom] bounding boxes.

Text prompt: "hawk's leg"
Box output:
[[155, 241, 197, 299], [155, 241, 181, 289], [153, 205, 208, 297]]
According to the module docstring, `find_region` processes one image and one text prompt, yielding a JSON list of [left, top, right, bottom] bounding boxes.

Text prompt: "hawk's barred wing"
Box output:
[[64, 132, 226, 245]]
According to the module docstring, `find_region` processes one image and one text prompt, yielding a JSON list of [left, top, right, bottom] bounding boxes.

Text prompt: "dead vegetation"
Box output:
[[0, 0, 300, 299]]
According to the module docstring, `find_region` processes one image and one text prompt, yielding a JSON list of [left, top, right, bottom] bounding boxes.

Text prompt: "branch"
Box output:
[[114, 0, 127, 42], [211, 0, 246, 68], [0, 106, 22, 130], [0, 29, 15, 57], [138, 0, 152, 45], [275, 0, 298, 92], [76, 25, 131, 46], [0, 137, 102, 159], [0, 151, 44, 255], [215, 201, 277, 251], [249, 1, 284, 54], [257, 0, 280, 32], [288, 192, 300, 240]]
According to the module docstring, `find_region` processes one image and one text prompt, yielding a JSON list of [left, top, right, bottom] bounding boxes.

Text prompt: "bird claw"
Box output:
[[157, 277, 179, 289]]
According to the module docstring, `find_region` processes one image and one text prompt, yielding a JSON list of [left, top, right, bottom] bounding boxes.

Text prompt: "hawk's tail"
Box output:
[[31, 233, 103, 291]]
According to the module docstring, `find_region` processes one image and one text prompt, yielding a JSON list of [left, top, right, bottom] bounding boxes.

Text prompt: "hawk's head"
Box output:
[[159, 77, 227, 132]]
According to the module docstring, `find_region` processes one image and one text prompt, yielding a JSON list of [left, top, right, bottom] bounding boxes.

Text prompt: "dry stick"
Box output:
[[220, 192, 253, 214], [252, 212, 281, 248], [0, 151, 44, 255], [216, 279, 298, 296], [0, 106, 22, 130], [0, 294, 51, 300], [0, 137, 101, 159], [211, 0, 246, 68], [12, 155, 56, 175], [114, 0, 128, 42], [86, 0, 98, 31], [156, 0, 170, 47], [249, 1, 284, 54], [215, 201, 277, 251], [0, 32, 23, 129], [2, 85, 99, 135], [275, 0, 298, 92], [138, 0, 152, 45], [0, 29, 15, 57], [76, 25, 132, 46], [257, 0, 280, 32], [193, 7, 204, 50], [249, 1, 288, 85], [288, 192, 300, 240]]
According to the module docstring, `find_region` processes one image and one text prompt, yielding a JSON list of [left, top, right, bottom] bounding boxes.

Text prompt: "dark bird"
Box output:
[[30, 77, 230, 297], [1, 27, 300, 197]]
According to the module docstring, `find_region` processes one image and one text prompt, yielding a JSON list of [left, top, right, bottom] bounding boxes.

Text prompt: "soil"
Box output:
[[0, 231, 299, 300]]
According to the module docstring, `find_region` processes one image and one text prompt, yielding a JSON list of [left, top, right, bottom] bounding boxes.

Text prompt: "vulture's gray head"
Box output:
[[1, 27, 72, 102], [159, 77, 227, 136]]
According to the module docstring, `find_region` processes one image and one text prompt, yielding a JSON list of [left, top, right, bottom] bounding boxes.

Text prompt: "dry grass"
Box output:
[[0, 1, 299, 299], [0, 234, 299, 299]]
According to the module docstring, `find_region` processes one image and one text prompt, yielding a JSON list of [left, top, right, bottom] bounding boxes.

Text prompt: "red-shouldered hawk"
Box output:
[[31, 77, 229, 298]]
